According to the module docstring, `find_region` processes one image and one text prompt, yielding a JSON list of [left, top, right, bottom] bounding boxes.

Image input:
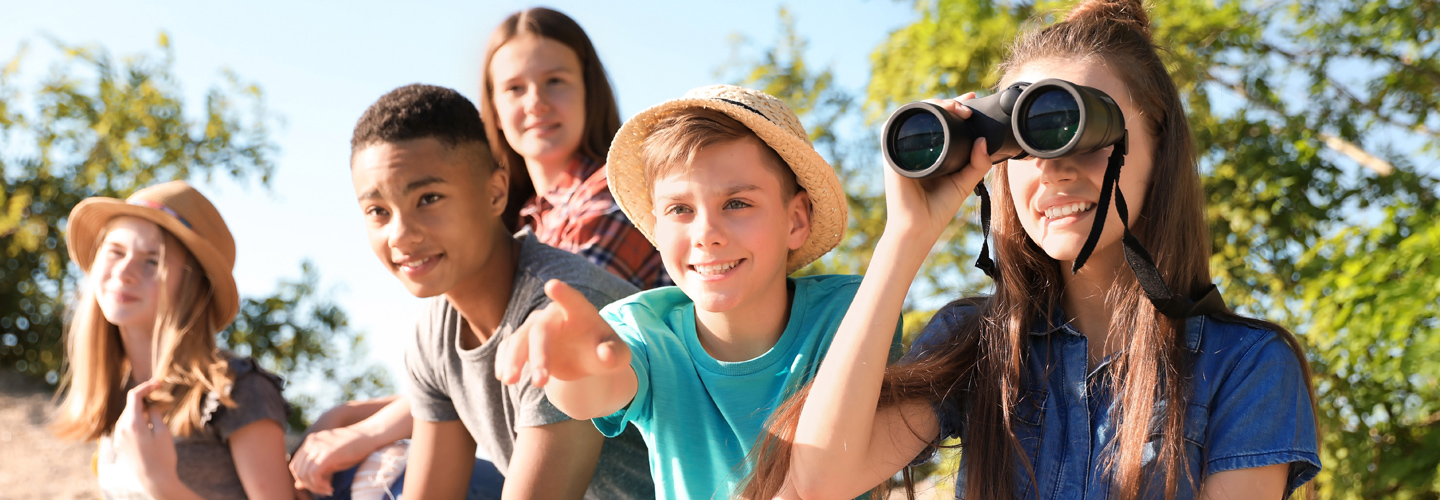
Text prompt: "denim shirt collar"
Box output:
[[1026, 302, 1207, 353]]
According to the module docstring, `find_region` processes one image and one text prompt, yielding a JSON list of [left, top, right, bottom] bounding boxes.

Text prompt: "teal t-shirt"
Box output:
[[593, 274, 902, 500]]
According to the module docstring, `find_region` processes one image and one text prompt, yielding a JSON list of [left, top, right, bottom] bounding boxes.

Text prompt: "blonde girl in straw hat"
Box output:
[[51, 180, 294, 500]]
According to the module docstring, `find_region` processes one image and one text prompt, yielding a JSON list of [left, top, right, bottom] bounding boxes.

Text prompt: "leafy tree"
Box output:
[[0, 35, 390, 429], [734, 1, 1440, 497]]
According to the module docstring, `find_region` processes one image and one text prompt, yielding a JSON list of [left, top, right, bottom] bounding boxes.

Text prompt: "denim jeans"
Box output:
[[319, 458, 505, 500]]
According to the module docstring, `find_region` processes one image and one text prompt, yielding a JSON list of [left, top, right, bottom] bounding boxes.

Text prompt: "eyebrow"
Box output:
[[357, 176, 447, 202], [654, 183, 762, 204], [103, 241, 159, 256]]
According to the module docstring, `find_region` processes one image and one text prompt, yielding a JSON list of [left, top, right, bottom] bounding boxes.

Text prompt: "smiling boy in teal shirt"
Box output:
[[495, 85, 900, 499]]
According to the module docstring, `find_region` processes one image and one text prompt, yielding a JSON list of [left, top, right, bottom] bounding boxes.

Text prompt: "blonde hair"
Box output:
[[639, 107, 799, 199], [52, 219, 236, 440]]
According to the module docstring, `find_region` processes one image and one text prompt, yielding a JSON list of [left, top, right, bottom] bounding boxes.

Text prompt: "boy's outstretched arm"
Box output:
[[496, 280, 638, 420]]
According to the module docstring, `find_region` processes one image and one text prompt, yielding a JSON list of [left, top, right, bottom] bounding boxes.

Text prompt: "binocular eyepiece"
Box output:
[[882, 78, 1127, 178]]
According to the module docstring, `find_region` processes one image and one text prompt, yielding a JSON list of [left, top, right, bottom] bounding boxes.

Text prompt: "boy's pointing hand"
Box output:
[[496, 279, 631, 388]]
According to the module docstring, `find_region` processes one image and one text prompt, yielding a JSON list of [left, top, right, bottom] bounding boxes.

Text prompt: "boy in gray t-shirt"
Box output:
[[407, 231, 650, 500], [288, 84, 652, 499]]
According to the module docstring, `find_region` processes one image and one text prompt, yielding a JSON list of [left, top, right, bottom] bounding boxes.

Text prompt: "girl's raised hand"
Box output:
[[883, 92, 998, 245], [112, 379, 184, 497]]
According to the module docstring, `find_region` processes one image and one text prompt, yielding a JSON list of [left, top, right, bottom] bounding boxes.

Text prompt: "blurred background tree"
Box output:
[[732, 0, 1440, 497], [0, 35, 390, 428]]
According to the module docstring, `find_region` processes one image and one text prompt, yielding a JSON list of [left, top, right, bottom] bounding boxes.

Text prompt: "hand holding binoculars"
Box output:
[[882, 78, 1128, 178]]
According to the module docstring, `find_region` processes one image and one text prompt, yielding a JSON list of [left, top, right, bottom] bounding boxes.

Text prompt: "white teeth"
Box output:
[[1044, 202, 1096, 219], [692, 260, 740, 275], [399, 256, 434, 269]]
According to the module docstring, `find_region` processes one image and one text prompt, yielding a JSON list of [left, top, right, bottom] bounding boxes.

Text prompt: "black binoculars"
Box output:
[[882, 78, 1127, 178]]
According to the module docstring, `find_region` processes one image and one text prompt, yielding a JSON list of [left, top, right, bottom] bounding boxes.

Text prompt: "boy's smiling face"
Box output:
[[351, 138, 509, 298], [651, 137, 810, 314]]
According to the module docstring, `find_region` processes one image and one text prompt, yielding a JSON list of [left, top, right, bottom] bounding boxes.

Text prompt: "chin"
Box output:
[[687, 288, 742, 314]]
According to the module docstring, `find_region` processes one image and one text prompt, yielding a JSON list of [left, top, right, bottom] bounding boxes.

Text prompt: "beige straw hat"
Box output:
[[607, 84, 848, 274], [66, 181, 240, 328]]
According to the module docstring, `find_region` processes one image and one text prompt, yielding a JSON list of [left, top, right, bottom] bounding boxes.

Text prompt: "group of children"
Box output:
[[50, 1, 1321, 499]]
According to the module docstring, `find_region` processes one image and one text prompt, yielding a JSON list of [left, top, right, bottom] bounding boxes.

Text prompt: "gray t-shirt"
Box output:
[[97, 354, 290, 500], [407, 231, 653, 500]]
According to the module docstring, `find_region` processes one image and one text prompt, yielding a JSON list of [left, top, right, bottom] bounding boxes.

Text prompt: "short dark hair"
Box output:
[[351, 84, 489, 156]]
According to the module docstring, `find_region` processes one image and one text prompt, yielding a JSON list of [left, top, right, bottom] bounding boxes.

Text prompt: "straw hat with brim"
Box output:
[[66, 180, 240, 328], [608, 84, 848, 274]]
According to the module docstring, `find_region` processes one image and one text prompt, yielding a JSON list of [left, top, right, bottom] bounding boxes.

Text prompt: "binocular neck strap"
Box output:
[[1070, 140, 1226, 319], [974, 182, 997, 279]]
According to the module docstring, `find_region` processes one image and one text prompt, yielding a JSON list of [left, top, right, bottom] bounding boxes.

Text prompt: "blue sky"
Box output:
[[3, 0, 918, 386]]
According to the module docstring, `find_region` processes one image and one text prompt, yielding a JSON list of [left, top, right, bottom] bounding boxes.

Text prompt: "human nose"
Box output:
[[522, 84, 550, 115], [387, 211, 424, 250], [690, 209, 727, 249], [1034, 156, 1080, 185]]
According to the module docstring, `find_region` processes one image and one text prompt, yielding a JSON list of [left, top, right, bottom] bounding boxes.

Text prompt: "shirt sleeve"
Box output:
[[1204, 330, 1321, 495], [592, 303, 653, 438], [407, 301, 459, 422], [214, 358, 290, 442]]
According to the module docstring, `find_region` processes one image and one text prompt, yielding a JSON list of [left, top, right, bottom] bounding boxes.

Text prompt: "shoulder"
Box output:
[[519, 234, 639, 305], [1192, 314, 1304, 368], [215, 353, 291, 434], [1190, 314, 1310, 397], [910, 299, 986, 356], [222, 353, 285, 394]]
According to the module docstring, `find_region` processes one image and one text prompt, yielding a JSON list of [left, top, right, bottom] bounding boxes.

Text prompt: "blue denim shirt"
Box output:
[[911, 304, 1321, 499]]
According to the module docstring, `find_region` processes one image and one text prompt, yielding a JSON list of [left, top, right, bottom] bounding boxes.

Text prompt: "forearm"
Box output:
[[350, 396, 414, 444], [792, 231, 931, 483], [313, 394, 401, 430], [150, 477, 206, 500], [544, 367, 639, 420]]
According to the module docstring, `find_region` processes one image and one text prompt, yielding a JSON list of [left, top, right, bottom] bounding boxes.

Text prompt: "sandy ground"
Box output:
[[0, 369, 100, 499]]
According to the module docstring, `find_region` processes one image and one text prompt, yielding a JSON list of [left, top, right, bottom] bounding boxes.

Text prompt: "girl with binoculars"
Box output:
[[741, 0, 1321, 499]]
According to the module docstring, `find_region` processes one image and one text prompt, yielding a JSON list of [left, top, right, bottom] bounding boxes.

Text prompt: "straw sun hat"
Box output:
[[607, 84, 848, 274], [65, 181, 240, 328]]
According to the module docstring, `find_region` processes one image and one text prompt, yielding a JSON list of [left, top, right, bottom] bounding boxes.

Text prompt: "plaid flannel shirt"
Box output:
[[519, 157, 672, 290]]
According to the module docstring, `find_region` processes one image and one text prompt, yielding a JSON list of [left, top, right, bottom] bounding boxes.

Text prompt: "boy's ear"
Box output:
[[786, 191, 812, 252], [487, 163, 510, 217]]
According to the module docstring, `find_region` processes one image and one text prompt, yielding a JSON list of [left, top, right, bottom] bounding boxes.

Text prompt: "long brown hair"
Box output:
[[52, 218, 235, 440], [479, 7, 622, 231], [741, 0, 1317, 498]]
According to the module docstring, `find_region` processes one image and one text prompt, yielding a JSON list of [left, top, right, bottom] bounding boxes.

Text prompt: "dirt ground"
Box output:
[[0, 369, 100, 499]]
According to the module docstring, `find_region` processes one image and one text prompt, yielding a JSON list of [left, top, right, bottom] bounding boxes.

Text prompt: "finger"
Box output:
[[125, 379, 161, 411], [528, 309, 559, 388], [147, 408, 167, 435], [928, 91, 978, 119], [543, 279, 598, 320], [500, 322, 532, 385], [956, 137, 997, 192]]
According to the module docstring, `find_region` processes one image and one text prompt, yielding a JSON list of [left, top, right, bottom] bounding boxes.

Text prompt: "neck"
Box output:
[[1061, 246, 1125, 367], [118, 324, 155, 383], [525, 154, 576, 197], [447, 231, 522, 350], [693, 278, 793, 362]]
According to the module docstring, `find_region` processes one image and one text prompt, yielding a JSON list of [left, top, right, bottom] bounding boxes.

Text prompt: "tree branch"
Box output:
[[1211, 74, 1398, 176]]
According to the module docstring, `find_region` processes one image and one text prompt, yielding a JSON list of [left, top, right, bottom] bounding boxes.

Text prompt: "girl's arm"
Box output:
[[228, 418, 297, 500], [787, 96, 995, 499], [1199, 464, 1287, 500]]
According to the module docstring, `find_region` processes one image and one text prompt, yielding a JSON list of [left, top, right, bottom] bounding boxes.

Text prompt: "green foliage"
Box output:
[[732, 0, 1440, 497], [0, 36, 388, 429]]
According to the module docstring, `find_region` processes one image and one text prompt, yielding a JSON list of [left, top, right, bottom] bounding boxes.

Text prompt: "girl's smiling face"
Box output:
[[489, 34, 587, 168], [1002, 58, 1156, 269], [90, 216, 187, 333]]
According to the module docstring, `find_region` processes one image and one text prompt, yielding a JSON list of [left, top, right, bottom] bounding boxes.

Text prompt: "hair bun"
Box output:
[[1065, 0, 1152, 42]]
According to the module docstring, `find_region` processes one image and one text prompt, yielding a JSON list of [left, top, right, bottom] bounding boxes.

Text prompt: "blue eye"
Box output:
[[724, 199, 751, 210], [665, 205, 692, 216]]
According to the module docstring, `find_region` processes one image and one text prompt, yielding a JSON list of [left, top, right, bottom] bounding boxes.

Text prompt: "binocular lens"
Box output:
[[891, 110, 946, 172], [1019, 88, 1081, 153]]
